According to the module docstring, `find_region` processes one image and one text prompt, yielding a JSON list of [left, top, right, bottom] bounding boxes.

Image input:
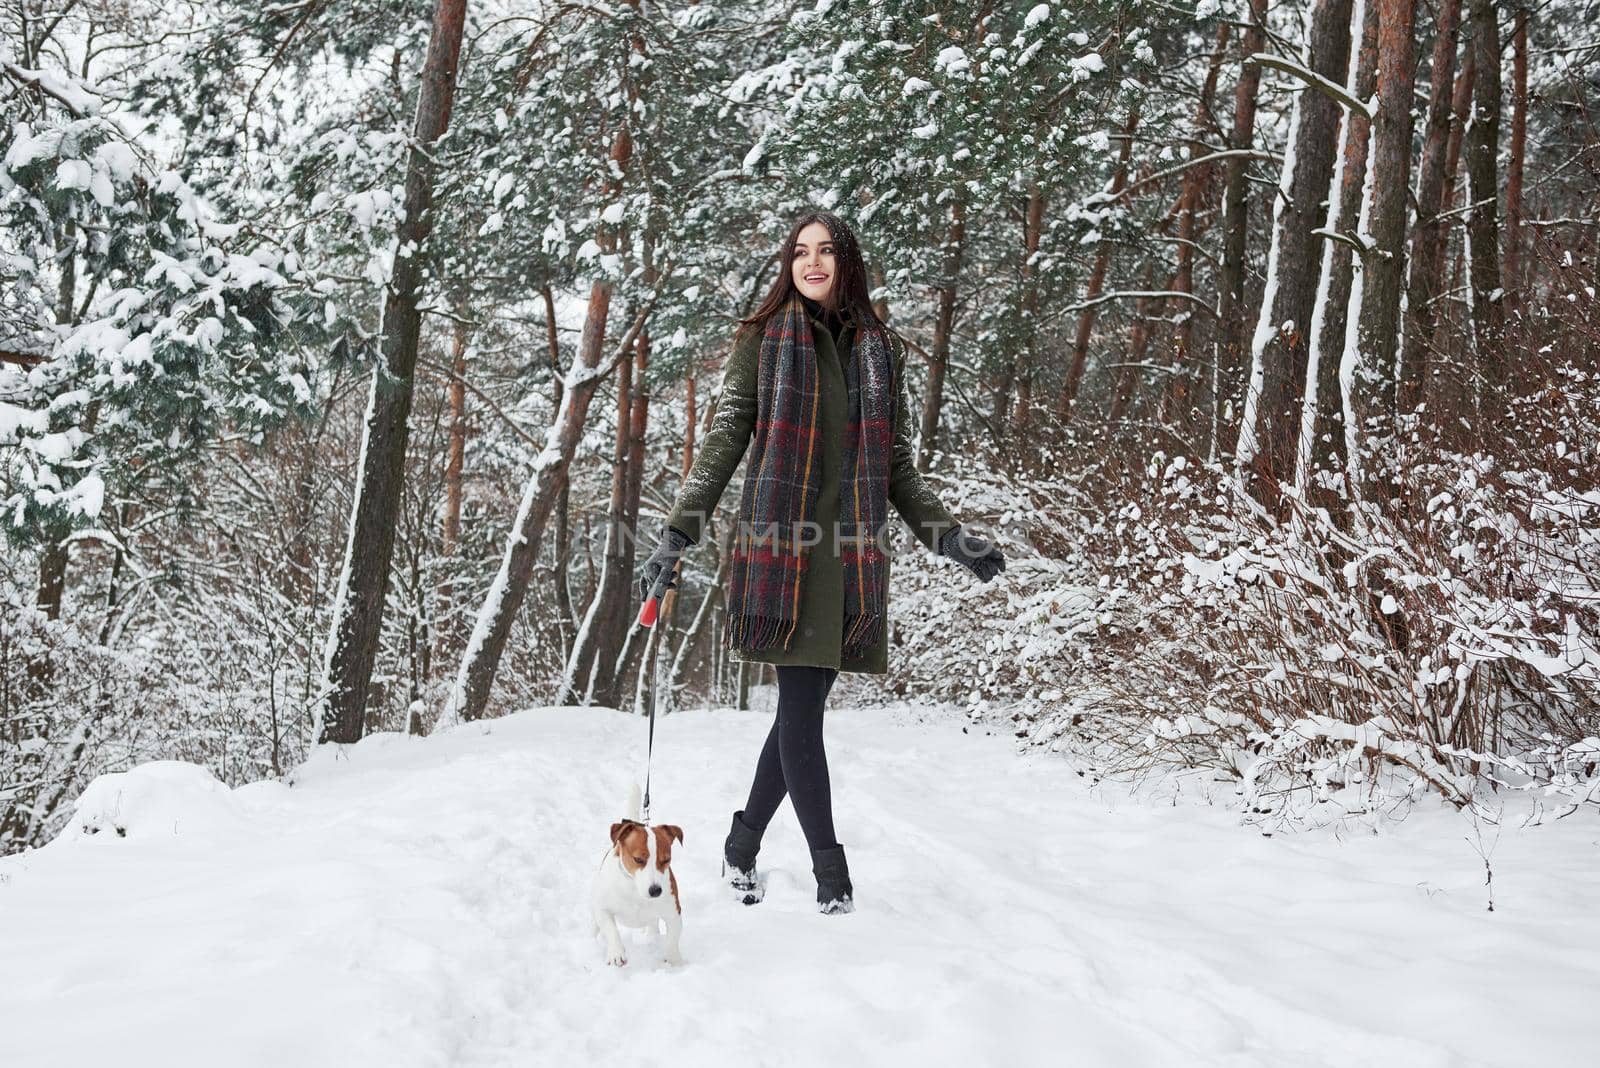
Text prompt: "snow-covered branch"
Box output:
[[1248, 52, 1375, 118]]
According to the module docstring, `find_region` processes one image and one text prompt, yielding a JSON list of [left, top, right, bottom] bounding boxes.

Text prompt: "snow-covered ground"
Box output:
[[2, 695, 1595, 1067]]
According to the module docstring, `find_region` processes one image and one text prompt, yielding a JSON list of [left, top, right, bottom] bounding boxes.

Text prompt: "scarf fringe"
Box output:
[[731, 609, 884, 661], [730, 611, 798, 652], [841, 610, 884, 661]]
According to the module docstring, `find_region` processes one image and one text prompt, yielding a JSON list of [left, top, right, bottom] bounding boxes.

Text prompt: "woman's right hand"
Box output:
[[639, 526, 694, 603]]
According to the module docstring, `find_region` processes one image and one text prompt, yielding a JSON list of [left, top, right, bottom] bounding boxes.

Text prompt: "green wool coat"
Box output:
[[666, 303, 959, 674]]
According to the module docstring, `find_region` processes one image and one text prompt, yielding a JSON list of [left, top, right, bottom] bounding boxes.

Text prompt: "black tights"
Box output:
[[739, 665, 840, 851]]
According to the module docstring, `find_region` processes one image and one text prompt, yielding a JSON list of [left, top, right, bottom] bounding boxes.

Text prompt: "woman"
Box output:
[[638, 211, 1005, 915]]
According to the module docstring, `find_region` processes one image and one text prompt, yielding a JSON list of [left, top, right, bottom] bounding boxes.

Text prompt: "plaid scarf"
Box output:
[[727, 292, 895, 661]]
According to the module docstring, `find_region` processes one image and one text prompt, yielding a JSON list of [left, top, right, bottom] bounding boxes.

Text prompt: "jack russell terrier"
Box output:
[[591, 785, 684, 967]]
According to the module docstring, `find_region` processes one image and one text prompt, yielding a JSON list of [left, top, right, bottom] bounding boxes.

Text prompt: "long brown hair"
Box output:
[[736, 211, 885, 343]]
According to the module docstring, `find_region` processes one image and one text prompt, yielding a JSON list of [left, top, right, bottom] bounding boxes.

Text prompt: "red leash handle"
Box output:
[[637, 560, 679, 628]]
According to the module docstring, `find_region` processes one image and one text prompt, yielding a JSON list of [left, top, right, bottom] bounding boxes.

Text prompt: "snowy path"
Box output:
[[2, 698, 1596, 1067]]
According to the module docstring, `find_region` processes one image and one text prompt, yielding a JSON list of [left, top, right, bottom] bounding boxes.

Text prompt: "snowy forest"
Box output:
[[6, 1, 1600, 1061], [3, 0, 1598, 858]]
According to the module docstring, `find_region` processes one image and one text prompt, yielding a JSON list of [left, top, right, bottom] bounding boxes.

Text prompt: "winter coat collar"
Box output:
[[799, 293, 852, 344]]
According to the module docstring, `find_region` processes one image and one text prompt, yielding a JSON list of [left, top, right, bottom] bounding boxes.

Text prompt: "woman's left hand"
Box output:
[[938, 525, 1006, 583]]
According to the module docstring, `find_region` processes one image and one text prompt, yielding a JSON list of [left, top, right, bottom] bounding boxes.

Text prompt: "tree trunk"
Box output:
[[1441, 45, 1477, 224], [681, 372, 697, 487], [1058, 107, 1139, 424], [1013, 373, 1034, 441], [37, 222, 79, 622], [1108, 264, 1166, 427], [1212, 0, 1268, 461], [544, 286, 575, 663], [592, 325, 652, 710], [442, 299, 470, 552], [870, 264, 891, 325], [637, 355, 701, 701], [1235, 0, 1354, 500], [562, 328, 637, 706], [316, 0, 470, 745], [1463, 0, 1505, 398], [1011, 180, 1046, 442], [1398, 0, 1464, 414], [918, 200, 965, 471], [553, 469, 574, 662], [36, 542, 69, 621], [645, 348, 712, 646], [859, 186, 893, 326], [1302, 0, 1379, 489], [96, 503, 126, 646], [542, 284, 563, 405], [1428, 41, 1478, 428], [1503, 6, 1528, 311], [1350, 0, 1417, 449], [665, 520, 734, 710], [1162, 24, 1229, 450]]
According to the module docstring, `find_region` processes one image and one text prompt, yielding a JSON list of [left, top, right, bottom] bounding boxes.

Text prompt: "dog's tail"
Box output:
[[626, 782, 642, 821]]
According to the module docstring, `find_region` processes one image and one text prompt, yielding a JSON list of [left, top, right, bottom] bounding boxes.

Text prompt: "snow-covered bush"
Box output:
[[66, 760, 243, 842], [0, 603, 154, 851], [874, 452, 1104, 720], [1017, 421, 1600, 825], [0, 547, 320, 854]]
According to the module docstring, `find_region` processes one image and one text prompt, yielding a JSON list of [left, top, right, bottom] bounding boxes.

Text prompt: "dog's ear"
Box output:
[[610, 821, 630, 845], [658, 824, 684, 847]]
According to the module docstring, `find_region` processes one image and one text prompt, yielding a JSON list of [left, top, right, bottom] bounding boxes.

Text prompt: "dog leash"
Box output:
[[636, 559, 679, 824], [642, 662, 658, 823]]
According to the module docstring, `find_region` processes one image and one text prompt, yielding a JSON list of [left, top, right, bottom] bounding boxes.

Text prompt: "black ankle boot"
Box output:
[[722, 811, 765, 905], [810, 844, 854, 914]]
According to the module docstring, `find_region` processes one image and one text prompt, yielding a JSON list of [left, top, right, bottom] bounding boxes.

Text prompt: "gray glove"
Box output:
[[938, 524, 1005, 583], [639, 525, 693, 603]]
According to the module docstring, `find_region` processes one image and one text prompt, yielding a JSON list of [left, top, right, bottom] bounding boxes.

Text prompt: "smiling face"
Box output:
[[790, 220, 837, 307]]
